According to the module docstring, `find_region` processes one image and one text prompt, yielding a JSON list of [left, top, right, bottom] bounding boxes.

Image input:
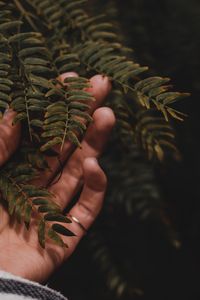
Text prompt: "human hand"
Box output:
[[0, 73, 115, 283]]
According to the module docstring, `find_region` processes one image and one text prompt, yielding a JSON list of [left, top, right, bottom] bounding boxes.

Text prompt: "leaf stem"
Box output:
[[13, 0, 39, 32]]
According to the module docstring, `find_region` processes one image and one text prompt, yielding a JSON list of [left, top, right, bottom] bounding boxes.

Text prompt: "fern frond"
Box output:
[[0, 34, 13, 114], [0, 2, 15, 114], [88, 230, 144, 298], [41, 76, 94, 151], [0, 159, 74, 248], [135, 110, 180, 161], [54, 0, 189, 120], [134, 77, 189, 121], [53, 43, 80, 75], [109, 90, 180, 161], [9, 31, 55, 140], [101, 141, 180, 250]]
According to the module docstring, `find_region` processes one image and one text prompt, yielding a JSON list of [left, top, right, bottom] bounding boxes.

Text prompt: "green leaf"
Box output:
[[0, 91, 10, 102], [15, 197, 25, 224], [25, 65, 53, 74], [167, 108, 185, 121], [0, 21, 23, 31], [44, 114, 66, 124], [0, 70, 8, 76], [40, 137, 63, 152], [24, 204, 32, 229], [9, 32, 41, 43], [64, 77, 88, 84], [52, 223, 76, 237], [0, 84, 11, 92], [13, 112, 27, 124], [0, 78, 13, 86], [67, 83, 91, 89], [67, 131, 81, 147], [29, 74, 52, 89], [0, 52, 11, 63], [48, 228, 67, 247], [43, 121, 66, 130], [32, 198, 50, 205], [21, 37, 43, 47], [42, 129, 64, 138], [18, 47, 50, 59], [58, 62, 80, 73], [22, 186, 51, 197], [0, 100, 8, 109], [24, 57, 50, 66], [30, 119, 43, 127], [14, 174, 37, 183], [69, 109, 93, 122], [45, 88, 64, 98], [0, 63, 10, 71], [38, 219, 45, 248], [70, 119, 87, 133], [55, 54, 78, 64], [69, 102, 90, 110], [44, 213, 71, 223], [38, 205, 61, 213], [7, 190, 17, 215]]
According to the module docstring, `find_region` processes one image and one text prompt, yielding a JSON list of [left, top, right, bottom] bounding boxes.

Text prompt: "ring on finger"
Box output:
[[67, 214, 87, 234]]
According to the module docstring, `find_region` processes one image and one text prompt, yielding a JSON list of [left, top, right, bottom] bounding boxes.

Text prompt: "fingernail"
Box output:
[[93, 74, 104, 82], [64, 72, 78, 77], [4, 108, 10, 115], [3, 108, 11, 119], [88, 157, 98, 163], [102, 75, 109, 81], [3, 108, 14, 120], [59, 72, 78, 82]]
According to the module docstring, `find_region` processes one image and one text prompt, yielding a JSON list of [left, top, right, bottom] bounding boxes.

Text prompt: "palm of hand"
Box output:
[[0, 74, 115, 283]]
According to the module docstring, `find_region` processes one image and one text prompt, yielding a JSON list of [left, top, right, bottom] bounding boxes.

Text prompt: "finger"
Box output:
[[58, 72, 78, 83], [61, 157, 107, 253], [87, 75, 112, 112], [34, 74, 111, 187], [0, 109, 21, 167], [49, 107, 115, 209]]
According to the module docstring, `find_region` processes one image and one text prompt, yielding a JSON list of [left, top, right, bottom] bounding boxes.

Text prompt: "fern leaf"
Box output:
[[41, 77, 93, 152]]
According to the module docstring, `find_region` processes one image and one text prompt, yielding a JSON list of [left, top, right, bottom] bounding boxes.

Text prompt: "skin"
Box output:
[[0, 73, 115, 283]]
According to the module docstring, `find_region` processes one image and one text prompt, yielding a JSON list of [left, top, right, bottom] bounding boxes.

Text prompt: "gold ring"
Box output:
[[68, 214, 87, 234]]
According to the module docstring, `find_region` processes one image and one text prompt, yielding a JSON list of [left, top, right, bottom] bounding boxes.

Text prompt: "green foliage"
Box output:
[[41, 76, 93, 151], [0, 156, 72, 248], [0, 0, 187, 257], [108, 89, 181, 161], [88, 231, 144, 298]]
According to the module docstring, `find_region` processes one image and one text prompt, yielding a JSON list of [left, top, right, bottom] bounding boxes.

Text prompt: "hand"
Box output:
[[0, 73, 115, 283]]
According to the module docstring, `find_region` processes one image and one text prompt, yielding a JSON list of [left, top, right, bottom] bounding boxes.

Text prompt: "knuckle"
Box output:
[[78, 202, 93, 217]]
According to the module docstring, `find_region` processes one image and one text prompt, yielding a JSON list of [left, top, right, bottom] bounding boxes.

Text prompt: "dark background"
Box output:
[[49, 1, 200, 299]]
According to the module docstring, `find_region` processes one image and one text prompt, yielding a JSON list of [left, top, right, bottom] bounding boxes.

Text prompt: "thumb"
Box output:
[[0, 109, 21, 167]]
